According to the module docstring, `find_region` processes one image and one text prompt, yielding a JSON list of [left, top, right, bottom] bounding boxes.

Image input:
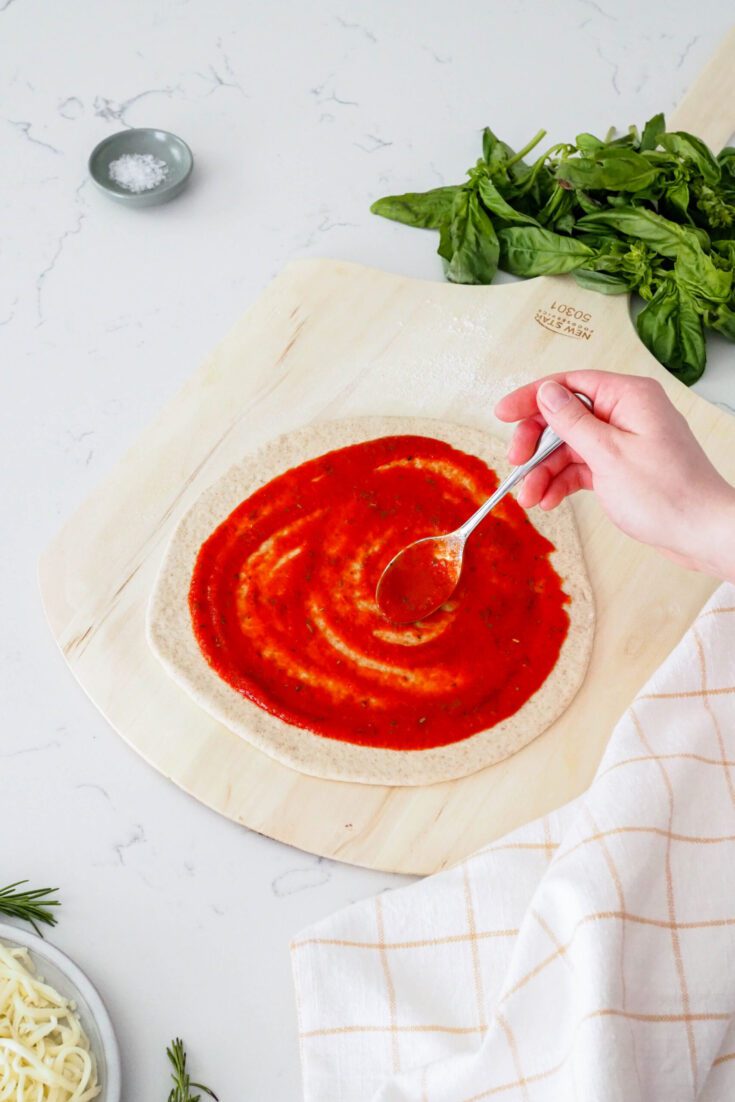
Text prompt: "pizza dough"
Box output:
[[147, 417, 595, 785]]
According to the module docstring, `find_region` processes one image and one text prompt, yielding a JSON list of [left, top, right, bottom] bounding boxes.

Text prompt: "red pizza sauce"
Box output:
[[189, 435, 570, 751], [377, 539, 461, 623]]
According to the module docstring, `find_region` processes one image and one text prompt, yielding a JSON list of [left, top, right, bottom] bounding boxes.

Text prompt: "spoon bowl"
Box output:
[[375, 533, 464, 623]]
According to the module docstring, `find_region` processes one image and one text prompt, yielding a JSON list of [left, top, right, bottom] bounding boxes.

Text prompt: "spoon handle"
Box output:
[[457, 392, 593, 541]]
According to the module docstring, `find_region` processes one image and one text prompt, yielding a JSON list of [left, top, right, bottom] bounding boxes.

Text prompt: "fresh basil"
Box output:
[[705, 302, 735, 341], [482, 127, 516, 173], [636, 280, 706, 385], [445, 189, 499, 284], [576, 207, 690, 257], [498, 225, 594, 277], [370, 187, 459, 230], [572, 268, 632, 294], [371, 113, 735, 382], [639, 112, 666, 152], [660, 131, 721, 185], [556, 149, 658, 193], [477, 176, 540, 227], [663, 178, 690, 218]]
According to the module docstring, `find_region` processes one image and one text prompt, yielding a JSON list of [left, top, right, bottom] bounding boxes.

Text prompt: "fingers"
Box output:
[[517, 456, 591, 509], [494, 369, 666, 428], [538, 464, 593, 510], [514, 444, 583, 506], [495, 371, 615, 422], [536, 382, 619, 466], [508, 422, 586, 467], [507, 416, 544, 464], [517, 464, 552, 509]]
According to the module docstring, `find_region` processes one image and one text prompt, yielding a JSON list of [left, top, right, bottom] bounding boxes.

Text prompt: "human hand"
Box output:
[[494, 370, 735, 582]]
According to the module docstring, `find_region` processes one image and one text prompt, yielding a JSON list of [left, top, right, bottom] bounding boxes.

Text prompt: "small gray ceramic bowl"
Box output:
[[89, 127, 193, 207], [0, 922, 121, 1101]]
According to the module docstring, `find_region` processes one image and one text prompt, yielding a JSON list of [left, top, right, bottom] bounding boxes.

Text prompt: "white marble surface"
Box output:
[[2, 1, 734, 1097]]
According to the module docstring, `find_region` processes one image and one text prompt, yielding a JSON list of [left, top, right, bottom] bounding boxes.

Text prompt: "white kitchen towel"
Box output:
[[291, 583, 735, 1101]]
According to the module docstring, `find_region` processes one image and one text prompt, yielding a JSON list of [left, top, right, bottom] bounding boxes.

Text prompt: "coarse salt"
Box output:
[[109, 152, 169, 193]]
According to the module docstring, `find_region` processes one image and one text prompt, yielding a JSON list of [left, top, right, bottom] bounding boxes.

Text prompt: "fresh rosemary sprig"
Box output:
[[0, 881, 60, 937], [167, 1038, 219, 1102]]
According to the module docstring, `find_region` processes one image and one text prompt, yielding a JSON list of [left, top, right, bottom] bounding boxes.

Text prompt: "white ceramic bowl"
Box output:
[[0, 922, 121, 1101]]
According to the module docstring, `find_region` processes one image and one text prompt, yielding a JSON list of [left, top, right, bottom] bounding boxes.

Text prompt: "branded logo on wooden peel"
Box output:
[[535, 301, 594, 341]]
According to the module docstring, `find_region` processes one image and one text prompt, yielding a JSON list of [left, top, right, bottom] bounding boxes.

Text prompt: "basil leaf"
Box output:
[[675, 248, 732, 304], [536, 185, 575, 229], [573, 269, 632, 294], [575, 132, 605, 154], [606, 129, 639, 148], [437, 219, 453, 263], [660, 131, 721, 185], [498, 225, 594, 276], [577, 207, 692, 257], [637, 282, 678, 364], [636, 280, 706, 384], [445, 189, 499, 283], [575, 190, 603, 215], [639, 113, 666, 152], [718, 147, 735, 177], [482, 127, 516, 174], [554, 210, 576, 234], [691, 225, 712, 250], [714, 239, 735, 266], [673, 290, 707, 384], [703, 302, 735, 341], [370, 186, 460, 229], [476, 176, 539, 226], [664, 178, 690, 218], [556, 149, 658, 192]]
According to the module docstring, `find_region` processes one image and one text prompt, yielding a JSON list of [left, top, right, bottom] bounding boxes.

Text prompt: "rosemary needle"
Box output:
[[0, 881, 60, 937], [167, 1037, 219, 1102]]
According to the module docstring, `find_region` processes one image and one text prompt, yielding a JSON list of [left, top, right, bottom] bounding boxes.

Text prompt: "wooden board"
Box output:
[[40, 31, 735, 875]]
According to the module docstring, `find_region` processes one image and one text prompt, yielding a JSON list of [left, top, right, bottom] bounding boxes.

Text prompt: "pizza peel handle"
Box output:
[[668, 24, 735, 149]]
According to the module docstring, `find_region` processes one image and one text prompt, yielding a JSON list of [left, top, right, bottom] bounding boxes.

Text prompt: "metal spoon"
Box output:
[[375, 393, 593, 624]]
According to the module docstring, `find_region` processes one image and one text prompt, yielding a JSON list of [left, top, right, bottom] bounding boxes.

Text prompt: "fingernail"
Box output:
[[538, 380, 571, 413]]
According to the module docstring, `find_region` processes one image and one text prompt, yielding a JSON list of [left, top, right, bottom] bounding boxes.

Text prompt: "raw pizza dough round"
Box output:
[[147, 417, 595, 785]]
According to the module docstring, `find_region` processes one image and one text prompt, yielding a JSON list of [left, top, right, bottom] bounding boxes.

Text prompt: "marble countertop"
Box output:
[[3, 1, 734, 1097]]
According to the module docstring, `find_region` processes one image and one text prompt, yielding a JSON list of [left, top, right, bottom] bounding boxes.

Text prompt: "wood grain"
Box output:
[[39, 261, 734, 874], [39, 30, 735, 874]]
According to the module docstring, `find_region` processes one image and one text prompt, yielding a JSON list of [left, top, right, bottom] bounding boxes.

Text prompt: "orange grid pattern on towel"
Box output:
[[291, 587, 735, 1101]]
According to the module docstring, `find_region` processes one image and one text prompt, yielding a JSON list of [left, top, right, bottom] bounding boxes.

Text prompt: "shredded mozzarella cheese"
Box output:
[[0, 940, 101, 1101]]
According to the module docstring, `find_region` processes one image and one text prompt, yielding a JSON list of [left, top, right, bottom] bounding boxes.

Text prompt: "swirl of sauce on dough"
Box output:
[[189, 435, 570, 751]]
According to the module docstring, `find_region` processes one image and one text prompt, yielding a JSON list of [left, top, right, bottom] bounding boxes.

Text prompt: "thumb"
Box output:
[[537, 381, 611, 463]]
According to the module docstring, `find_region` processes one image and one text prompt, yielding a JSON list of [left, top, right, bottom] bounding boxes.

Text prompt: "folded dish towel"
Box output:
[[291, 583, 735, 1101]]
